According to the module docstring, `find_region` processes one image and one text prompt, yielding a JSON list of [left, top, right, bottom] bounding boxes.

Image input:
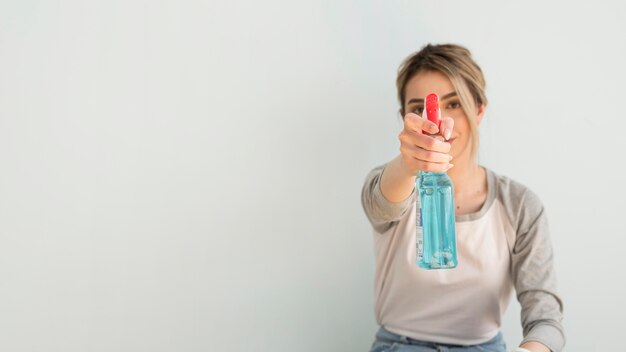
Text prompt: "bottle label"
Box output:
[[416, 205, 423, 261]]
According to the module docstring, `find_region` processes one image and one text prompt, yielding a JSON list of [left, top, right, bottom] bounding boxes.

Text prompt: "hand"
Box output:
[[398, 112, 454, 174], [516, 341, 551, 352]]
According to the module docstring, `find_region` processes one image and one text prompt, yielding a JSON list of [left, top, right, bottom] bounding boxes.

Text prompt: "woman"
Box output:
[[361, 44, 565, 352]]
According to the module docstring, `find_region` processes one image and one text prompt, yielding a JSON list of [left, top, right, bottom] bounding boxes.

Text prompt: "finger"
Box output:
[[404, 112, 439, 135], [401, 143, 453, 164], [399, 129, 452, 153], [412, 133, 452, 154], [432, 135, 445, 142], [411, 158, 454, 173], [399, 145, 453, 173], [439, 117, 454, 140]]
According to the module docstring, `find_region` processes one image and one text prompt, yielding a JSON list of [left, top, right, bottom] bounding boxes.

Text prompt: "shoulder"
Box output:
[[487, 168, 545, 232], [365, 163, 386, 179]]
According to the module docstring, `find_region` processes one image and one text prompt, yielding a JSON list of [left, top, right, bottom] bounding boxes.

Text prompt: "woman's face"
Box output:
[[403, 70, 485, 161]]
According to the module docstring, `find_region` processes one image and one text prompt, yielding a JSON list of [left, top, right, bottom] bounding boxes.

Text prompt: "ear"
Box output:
[[475, 104, 486, 125]]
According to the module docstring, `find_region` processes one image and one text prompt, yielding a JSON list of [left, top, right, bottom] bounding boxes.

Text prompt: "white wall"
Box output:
[[1, 1, 624, 351]]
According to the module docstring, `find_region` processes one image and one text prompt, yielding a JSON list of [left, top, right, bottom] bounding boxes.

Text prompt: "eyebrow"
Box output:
[[406, 91, 457, 105]]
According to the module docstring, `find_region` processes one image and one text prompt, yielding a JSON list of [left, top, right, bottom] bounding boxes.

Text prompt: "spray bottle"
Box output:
[[415, 93, 458, 269]]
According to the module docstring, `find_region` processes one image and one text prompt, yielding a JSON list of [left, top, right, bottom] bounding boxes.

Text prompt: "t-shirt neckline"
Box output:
[[455, 166, 496, 223]]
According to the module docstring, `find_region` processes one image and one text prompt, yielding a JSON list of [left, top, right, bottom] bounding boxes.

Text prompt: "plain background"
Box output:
[[1, 1, 624, 351]]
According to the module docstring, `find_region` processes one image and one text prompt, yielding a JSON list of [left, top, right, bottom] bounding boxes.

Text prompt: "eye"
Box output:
[[412, 106, 424, 114], [446, 101, 461, 109]]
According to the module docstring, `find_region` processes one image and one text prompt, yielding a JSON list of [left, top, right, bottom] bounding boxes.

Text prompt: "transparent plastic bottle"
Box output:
[[416, 171, 457, 269], [415, 93, 458, 270]]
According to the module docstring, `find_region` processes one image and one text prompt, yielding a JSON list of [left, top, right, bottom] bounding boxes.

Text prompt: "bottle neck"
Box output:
[[419, 171, 448, 176]]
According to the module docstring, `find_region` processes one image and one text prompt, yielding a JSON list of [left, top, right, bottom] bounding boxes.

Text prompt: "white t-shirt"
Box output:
[[361, 165, 565, 351]]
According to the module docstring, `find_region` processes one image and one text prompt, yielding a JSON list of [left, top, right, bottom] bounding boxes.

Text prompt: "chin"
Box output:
[[450, 139, 470, 160]]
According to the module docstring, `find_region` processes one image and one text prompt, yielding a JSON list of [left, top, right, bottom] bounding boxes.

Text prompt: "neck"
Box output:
[[445, 155, 484, 196]]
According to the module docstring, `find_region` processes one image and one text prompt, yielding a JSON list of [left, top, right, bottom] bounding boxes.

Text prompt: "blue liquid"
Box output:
[[416, 171, 458, 269]]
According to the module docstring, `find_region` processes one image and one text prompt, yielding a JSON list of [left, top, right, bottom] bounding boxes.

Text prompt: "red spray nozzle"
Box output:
[[425, 93, 441, 128]]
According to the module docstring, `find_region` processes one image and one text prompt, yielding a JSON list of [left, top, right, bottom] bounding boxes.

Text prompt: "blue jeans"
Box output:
[[369, 326, 507, 352]]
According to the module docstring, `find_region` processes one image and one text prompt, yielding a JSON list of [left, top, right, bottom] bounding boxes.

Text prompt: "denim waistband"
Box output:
[[375, 326, 504, 347]]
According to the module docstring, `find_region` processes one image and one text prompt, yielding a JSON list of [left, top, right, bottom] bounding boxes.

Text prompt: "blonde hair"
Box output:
[[396, 43, 488, 161]]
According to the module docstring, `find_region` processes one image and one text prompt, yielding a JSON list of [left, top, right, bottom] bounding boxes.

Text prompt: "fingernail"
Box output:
[[447, 163, 454, 170], [448, 155, 453, 161], [443, 128, 452, 140]]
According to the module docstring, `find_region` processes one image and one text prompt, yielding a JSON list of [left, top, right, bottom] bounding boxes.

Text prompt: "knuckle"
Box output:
[[425, 138, 437, 150], [425, 151, 437, 161], [405, 112, 419, 121]]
